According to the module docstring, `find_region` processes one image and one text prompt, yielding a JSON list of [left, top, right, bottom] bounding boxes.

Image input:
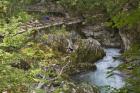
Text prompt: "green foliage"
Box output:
[[103, 0, 140, 28], [0, 65, 33, 92], [116, 43, 140, 93], [18, 12, 32, 22], [0, 30, 60, 92], [0, 17, 30, 50], [59, 0, 103, 17], [0, 1, 44, 92], [0, 22, 33, 93], [0, 0, 140, 92], [123, 43, 140, 60], [112, 7, 140, 28], [0, 0, 9, 13]]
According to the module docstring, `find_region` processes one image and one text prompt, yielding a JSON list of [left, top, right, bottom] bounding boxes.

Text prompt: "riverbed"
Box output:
[[72, 48, 125, 93]]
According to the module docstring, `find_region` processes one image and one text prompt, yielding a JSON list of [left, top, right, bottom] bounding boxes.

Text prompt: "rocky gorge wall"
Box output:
[[80, 24, 123, 48], [119, 23, 140, 50]]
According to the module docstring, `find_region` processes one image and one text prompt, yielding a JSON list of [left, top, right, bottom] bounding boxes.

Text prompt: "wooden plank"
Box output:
[[1, 18, 83, 36]]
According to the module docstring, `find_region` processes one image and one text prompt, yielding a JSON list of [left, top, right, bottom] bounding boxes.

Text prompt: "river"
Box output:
[[72, 48, 125, 93]]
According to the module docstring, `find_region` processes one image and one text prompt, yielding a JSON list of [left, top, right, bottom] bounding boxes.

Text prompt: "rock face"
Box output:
[[71, 38, 104, 63], [81, 25, 122, 48], [66, 38, 105, 75], [45, 31, 105, 75], [119, 24, 140, 50], [119, 29, 131, 50]]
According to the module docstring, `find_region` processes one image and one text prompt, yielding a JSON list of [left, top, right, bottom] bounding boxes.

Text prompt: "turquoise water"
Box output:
[[73, 48, 125, 93]]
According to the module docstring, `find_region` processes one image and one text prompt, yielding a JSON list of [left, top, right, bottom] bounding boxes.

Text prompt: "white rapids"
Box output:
[[72, 48, 125, 93]]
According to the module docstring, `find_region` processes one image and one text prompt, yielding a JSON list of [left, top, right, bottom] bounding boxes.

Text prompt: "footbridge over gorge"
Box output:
[[18, 17, 83, 34]]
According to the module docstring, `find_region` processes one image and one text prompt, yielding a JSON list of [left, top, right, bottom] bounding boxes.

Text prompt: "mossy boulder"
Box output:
[[66, 38, 105, 75], [71, 38, 105, 63], [43, 31, 105, 75]]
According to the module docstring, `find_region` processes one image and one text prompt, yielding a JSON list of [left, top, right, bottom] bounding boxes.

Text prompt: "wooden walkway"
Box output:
[[20, 4, 83, 34], [18, 17, 82, 34], [0, 17, 82, 38]]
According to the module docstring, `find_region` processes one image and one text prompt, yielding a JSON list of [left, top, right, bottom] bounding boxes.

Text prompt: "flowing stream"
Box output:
[[72, 48, 125, 93]]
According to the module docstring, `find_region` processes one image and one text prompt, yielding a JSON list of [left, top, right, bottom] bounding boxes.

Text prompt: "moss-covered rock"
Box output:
[[71, 38, 105, 63], [43, 30, 105, 75], [66, 38, 105, 75]]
